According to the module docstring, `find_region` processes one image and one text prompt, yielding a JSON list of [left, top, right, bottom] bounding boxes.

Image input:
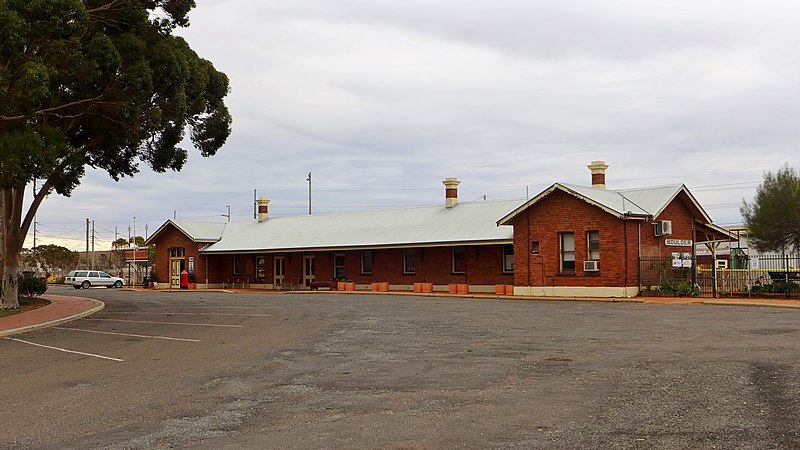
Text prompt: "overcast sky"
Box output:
[[25, 0, 800, 251]]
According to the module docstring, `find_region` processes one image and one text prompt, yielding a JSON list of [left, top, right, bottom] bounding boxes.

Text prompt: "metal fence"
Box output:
[[639, 254, 800, 299]]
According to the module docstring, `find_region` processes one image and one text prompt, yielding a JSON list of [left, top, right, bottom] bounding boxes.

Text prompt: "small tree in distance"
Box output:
[[741, 165, 800, 252]]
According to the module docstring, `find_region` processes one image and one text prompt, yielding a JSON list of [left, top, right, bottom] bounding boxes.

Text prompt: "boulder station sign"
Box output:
[[665, 239, 693, 247]]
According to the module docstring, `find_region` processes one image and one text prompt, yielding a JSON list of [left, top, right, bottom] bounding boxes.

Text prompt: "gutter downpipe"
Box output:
[[637, 221, 642, 295], [623, 214, 629, 297], [526, 209, 531, 291]]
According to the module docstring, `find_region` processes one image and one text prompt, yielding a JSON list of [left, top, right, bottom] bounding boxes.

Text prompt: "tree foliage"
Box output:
[[741, 165, 800, 252], [36, 244, 80, 273], [0, 0, 231, 308]]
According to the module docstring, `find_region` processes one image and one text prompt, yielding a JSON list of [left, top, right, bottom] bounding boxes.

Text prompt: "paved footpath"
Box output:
[[1, 288, 798, 338], [0, 294, 104, 337]]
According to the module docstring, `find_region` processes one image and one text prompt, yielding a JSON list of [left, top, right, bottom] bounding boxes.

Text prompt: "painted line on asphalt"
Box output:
[[101, 312, 273, 317], [84, 318, 243, 328], [54, 327, 201, 342], [149, 305, 283, 309], [3, 337, 124, 362]]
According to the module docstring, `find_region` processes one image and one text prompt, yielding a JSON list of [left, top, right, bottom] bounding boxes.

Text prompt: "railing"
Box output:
[[639, 254, 800, 299]]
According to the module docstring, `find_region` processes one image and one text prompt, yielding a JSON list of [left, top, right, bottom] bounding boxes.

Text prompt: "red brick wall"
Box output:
[[510, 189, 700, 288], [640, 193, 696, 257], [180, 245, 512, 286], [150, 226, 204, 284]]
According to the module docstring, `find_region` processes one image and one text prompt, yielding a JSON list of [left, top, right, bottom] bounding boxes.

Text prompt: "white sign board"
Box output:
[[665, 239, 693, 247]]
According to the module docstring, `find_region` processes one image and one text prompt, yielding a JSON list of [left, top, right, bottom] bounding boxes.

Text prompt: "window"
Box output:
[[403, 249, 416, 274], [452, 246, 466, 273], [560, 232, 575, 272], [361, 250, 373, 275], [233, 255, 242, 274], [503, 244, 514, 272], [531, 241, 540, 254], [587, 231, 600, 261], [169, 247, 185, 257], [334, 253, 346, 279]]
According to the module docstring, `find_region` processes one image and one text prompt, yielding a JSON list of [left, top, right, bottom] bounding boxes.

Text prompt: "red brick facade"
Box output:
[[150, 226, 513, 288], [509, 189, 698, 290]]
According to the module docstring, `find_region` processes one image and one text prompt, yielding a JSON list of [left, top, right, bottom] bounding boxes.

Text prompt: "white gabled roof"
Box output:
[[145, 220, 226, 245], [162, 199, 521, 254], [498, 183, 712, 225]]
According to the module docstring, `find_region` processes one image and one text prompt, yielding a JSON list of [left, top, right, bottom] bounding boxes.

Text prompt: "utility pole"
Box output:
[[91, 220, 95, 269], [133, 216, 137, 286], [145, 224, 148, 240], [32, 180, 37, 249], [115, 226, 118, 242], [128, 224, 131, 286], [222, 206, 230, 222], [306, 171, 312, 215], [85, 218, 89, 269], [253, 189, 257, 219]]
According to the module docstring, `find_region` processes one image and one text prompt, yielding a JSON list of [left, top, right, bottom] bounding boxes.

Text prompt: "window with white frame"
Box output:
[[560, 232, 575, 272], [503, 244, 514, 272], [334, 253, 346, 279], [587, 231, 600, 261]]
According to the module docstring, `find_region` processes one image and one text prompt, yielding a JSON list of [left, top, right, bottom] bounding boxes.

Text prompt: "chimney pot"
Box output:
[[587, 160, 609, 189], [442, 177, 461, 208], [256, 197, 270, 222]]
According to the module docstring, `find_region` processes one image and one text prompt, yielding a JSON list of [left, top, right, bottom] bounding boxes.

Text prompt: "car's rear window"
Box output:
[[74, 271, 88, 277]]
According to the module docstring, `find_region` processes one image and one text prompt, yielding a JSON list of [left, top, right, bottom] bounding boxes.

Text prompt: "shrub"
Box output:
[[18, 276, 48, 300]]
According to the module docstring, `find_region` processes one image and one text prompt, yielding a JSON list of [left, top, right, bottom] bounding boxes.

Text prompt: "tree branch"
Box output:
[[0, 93, 105, 123]]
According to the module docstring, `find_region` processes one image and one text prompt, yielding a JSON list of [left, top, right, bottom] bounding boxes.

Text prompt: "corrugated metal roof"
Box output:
[[170, 221, 227, 242], [198, 199, 521, 253], [561, 183, 684, 216]]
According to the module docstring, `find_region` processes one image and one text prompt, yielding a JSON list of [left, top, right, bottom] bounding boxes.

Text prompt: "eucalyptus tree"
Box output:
[[741, 165, 800, 252], [0, 0, 231, 307]]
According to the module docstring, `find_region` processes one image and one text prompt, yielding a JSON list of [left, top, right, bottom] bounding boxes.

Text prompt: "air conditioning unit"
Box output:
[[583, 260, 600, 272], [654, 220, 673, 237]]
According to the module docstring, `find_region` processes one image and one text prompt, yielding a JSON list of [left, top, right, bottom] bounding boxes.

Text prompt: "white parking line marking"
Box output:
[[101, 312, 272, 317], [85, 318, 243, 328], [4, 337, 124, 362], [54, 327, 201, 342]]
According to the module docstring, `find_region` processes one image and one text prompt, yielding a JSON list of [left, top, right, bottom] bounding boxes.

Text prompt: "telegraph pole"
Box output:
[[85, 218, 90, 269], [307, 172, 312, 215], [91, 220, 95, 269]]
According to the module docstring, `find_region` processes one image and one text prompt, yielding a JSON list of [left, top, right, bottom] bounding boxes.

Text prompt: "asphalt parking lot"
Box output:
[[2, 287, 800, 449]]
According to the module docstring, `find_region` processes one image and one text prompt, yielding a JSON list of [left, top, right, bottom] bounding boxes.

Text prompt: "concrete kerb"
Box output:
[[283, 289, 800, 309], [108, 286, 800, 310], [0, 296, 105, 338]]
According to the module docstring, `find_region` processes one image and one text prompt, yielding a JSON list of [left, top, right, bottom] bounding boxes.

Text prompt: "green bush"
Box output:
[[18, 276, 47, 300]]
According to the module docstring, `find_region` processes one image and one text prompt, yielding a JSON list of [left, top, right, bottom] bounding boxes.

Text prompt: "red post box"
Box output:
[[180, 270, 189, 289]]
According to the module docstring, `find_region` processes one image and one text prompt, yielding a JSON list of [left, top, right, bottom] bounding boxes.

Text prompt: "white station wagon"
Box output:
[[65, 270, 125, 289]]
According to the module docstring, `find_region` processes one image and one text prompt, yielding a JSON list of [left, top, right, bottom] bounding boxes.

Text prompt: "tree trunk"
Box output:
[[0, 193, 5, 307], [0, 188, 23, 309]]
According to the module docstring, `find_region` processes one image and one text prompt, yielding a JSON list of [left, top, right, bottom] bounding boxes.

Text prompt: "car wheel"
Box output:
[[73, 285, 82, 289], [81, 280, 90, 289], [114, 280, 123, 288]]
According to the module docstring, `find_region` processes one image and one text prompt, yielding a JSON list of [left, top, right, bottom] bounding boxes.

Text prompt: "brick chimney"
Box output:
[[587, 161, 609, 189], [256, 197, 270, 222], [442, 177, 461, 208]]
